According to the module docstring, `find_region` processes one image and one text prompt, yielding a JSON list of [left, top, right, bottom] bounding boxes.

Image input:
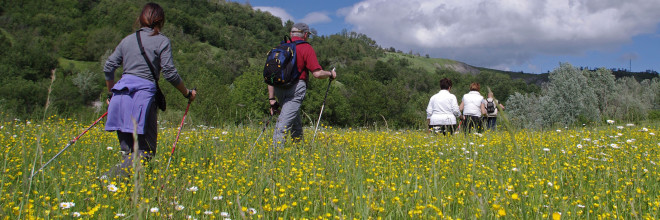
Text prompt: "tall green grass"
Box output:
[[0, 116, 658, 219]]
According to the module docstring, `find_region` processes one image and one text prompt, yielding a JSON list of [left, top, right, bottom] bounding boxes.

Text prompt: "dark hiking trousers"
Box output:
[[463, 115, 483, 133], [429, 124, 456, 136], [486, 117, 497, 131], [115, 102, 158, 176]]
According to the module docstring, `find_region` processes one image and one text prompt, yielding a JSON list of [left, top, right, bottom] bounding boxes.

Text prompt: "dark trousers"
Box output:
[[117, 102, 158, 170], [486, 117, 497, 130], [462, 115, 483, 133], [429, 124, 456, 136]]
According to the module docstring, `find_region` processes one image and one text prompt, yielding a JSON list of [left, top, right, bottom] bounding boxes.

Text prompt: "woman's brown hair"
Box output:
[[469, 82, 480, 91], [439, 78, 452, 90], [137, 3, 165, 36]]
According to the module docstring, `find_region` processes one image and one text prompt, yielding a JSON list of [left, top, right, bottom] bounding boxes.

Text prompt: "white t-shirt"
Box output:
[[426, 90, 461, 125], [462, 91, 484, 117]]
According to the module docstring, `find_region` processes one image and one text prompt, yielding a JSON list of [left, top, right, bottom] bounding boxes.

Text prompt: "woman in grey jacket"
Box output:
[[102, 3, 197, 179]]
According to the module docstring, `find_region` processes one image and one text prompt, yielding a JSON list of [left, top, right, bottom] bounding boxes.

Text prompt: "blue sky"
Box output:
[[234, 0, 660, 74]]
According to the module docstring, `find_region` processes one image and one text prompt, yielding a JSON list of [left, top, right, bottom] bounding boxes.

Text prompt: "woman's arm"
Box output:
[[174, 82, 196, 101], [480, 102, 487, 115]]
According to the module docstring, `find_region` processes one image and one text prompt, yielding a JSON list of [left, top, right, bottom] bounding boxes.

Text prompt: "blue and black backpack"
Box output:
[[263, 36, 308, 87]]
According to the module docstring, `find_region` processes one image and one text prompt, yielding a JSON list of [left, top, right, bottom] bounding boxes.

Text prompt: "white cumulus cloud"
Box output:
[[341, 0, 660, 69], [254, 7, 332, 26], [254, 6, 294, 24], [300, 12, 332, 25]]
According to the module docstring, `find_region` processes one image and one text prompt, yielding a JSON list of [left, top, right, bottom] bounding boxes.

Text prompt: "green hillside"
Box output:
[[2, 0, 654, 128], [380, 52, 458, 73]]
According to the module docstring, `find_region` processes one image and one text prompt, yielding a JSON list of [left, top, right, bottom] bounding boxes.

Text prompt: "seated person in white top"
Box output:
[[426, 78, 461, 135], [459, 82, 486, 133]]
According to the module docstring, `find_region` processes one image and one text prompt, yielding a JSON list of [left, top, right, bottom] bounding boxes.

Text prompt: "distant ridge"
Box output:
[[436, 61, 481, 75], [382, 51, 657, 86]]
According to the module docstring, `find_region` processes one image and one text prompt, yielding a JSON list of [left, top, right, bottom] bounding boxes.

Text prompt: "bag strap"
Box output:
[[293, 40, 308, 45], [282, 35, 309, 45], [136, 30, 161, 88]]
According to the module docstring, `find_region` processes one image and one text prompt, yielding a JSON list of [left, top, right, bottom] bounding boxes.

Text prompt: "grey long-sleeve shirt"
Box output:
[[104, 27, 182, 86]]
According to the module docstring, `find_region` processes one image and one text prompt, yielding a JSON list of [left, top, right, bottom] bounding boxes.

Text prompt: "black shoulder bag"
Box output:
[[136, 30, 166, 111]]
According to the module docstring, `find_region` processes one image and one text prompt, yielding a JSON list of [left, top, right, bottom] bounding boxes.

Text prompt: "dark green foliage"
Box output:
[[0, 77, 48, 116], [648, 110, 660, 121]]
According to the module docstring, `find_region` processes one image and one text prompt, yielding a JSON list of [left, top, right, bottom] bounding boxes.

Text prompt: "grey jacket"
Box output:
[[104, 27, 182, 86]]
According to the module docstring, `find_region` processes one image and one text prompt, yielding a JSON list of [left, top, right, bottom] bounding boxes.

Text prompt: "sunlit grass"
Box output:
[[1, 115, 658, 219]]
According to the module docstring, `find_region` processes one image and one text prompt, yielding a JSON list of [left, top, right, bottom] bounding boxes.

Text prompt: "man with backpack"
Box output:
[[265, 23, 336, 148], [482, 92, 505, 131]]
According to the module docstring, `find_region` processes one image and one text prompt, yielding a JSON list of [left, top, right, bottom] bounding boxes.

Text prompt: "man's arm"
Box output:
[[268, 85, 277, 115], [311, 68, 336, 79]]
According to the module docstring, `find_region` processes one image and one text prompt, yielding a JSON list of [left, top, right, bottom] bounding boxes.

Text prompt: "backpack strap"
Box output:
[[136, 30, 161, 88], [293, 40, 308, 45], [282, 35, 292, 44]]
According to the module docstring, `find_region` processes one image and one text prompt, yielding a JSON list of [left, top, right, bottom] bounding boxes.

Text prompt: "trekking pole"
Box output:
[[164, 91, 194, 173], [312, 68, 334, 143], [247, 114, 273, 158], [30, 112, 108, 179]]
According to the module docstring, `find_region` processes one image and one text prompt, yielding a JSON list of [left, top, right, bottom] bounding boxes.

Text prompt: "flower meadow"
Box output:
[[1, 116, 659, 219]]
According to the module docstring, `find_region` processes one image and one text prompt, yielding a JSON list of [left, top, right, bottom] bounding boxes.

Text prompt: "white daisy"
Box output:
[[175, 205, 185, 211], [72, 212, 81, 217], [107, 184, 118, 192], [576, 144, 583, 149], [150, 207, 159, 213], [213, 196, 223, 200], [59, 202, 75, 209], [106, 146, 113, 150], [204, 210, 213, 215], [221, 212, 230, 217], [187, 186, 198, 192], [247, 208, 257, 215], [606, 120, 615, 124], [115, 213, 125, 217], [543, 148, 550, 152]]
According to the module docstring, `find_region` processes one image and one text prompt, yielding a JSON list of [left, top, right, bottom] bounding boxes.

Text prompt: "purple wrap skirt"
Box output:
[[105, 74, 157, 134]]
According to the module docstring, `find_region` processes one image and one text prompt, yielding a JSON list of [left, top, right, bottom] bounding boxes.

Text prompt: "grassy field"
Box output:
[[0, 115, 658, 219]]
